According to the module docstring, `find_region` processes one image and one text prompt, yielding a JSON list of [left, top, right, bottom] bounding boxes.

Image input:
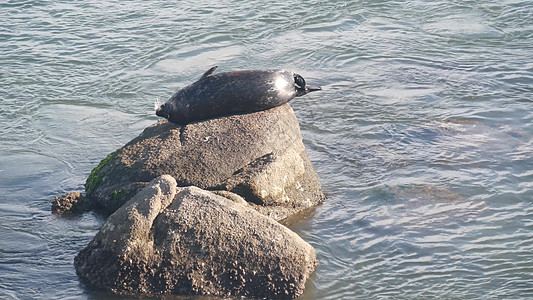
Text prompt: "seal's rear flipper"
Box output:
[[200, 66, 218, 80]]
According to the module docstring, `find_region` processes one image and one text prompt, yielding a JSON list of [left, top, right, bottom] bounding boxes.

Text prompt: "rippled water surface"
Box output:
[[1, 0, 533, 299]]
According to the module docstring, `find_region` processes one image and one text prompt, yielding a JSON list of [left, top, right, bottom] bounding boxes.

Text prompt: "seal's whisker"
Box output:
[[154, 96, 162, 111]]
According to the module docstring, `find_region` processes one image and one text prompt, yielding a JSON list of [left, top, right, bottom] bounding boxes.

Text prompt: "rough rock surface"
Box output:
[[51, 192, 89, 214], [75, 175, 317, 298], [84, 104, 324, 220]]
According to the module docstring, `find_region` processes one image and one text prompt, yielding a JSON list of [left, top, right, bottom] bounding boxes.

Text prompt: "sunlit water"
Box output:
[[1, 1, 532, 299]]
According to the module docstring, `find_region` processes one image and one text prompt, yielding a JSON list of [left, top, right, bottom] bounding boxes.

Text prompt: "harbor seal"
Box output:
[[155, 66, 321, 125]]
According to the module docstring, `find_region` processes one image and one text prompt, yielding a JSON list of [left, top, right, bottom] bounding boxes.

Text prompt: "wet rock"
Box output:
[[51, 191, 90, 214], [74, 175, 317, 298], [83, 104, 324, 220]]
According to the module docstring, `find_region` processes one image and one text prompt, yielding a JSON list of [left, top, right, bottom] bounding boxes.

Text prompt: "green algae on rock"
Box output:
[[85, 151, 116, 197]]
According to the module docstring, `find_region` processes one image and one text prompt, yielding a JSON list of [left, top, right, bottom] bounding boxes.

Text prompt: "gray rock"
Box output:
[[75, 175, 317, 298], [85, 104, 324, 220]]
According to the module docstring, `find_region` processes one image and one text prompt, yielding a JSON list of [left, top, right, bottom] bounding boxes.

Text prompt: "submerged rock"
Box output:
[[51, 191, 90, 214], [83, 103, 324, 220], [74, 175, 317, 298]]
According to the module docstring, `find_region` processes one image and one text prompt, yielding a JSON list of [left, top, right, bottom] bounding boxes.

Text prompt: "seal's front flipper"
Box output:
[[199, 66, 218, 80]]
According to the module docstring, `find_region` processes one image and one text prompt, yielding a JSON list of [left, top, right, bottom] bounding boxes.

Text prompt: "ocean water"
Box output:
[[1, 0, 532, 299]]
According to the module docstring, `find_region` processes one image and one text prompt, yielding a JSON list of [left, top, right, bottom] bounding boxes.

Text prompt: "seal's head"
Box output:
[[156, 99, 185, 124], [294, 73, 322, 97], [155, 102, 170, 119]]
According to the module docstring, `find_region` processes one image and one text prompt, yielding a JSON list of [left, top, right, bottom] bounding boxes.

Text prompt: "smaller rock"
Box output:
[[51, 192, 90, 215], [75, 175, 317, 298]]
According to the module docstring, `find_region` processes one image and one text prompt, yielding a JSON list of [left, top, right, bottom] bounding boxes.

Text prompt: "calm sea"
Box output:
[[1, 0, 532, 299]]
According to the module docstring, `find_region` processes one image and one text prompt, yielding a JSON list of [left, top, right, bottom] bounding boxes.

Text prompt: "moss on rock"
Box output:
[[111, 189, 125, 203], [85, 152, 116, 197]]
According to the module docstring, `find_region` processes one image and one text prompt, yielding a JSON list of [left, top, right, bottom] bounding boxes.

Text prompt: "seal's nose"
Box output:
[[155, 105, 166, 118], [293, 73, 322, 96]]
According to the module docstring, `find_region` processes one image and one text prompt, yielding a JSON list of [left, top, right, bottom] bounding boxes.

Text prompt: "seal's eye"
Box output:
[[294, 74, 306, 90]]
